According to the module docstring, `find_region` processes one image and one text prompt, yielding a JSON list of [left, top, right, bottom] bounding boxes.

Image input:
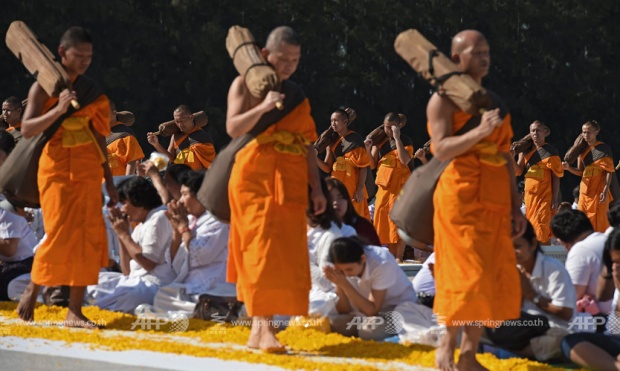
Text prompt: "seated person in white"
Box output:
[[0, 199, 38, 301], [493, 219, 576, 361], [154, 171, 231, 313], [87, 177, 175, 313], [307, 177, 355, 295], [412, 252, 435, 308], [324, 237, 433, 341], [551, 209, 609, 314]]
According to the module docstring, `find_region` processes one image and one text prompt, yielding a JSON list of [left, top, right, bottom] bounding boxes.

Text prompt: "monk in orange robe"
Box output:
[[2, 96, 23, 140], [17, 27, 118, 328], [225, 26, 325, 352], [563, 120, 615, 232], [513, 121, 564, 244], [365, 112, 413, 261], [428, 30, 525, 371], [316, 109, 371, 220], [106, 101, 144, 176], [147, 105, 216, 170]]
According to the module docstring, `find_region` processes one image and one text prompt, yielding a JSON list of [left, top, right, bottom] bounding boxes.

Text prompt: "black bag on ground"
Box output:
[[193, 294, 243, 323], [485, 311, 551, 351]]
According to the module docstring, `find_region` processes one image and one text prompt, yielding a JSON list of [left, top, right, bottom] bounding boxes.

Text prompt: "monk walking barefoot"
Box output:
[[225, 26, 325, 352], [18, 26, 117, 328]]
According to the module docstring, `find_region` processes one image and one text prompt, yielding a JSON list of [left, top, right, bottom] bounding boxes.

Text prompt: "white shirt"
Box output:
[[346, 245, 417, 312], [308, 222, 343, 293], [522, 252, 576, 329], [129, 206, 176, 285], [182, 211, 229, 294], [0, 209, 37, 262], [565, 232, 608, 311], [412, 253, 436, 295]]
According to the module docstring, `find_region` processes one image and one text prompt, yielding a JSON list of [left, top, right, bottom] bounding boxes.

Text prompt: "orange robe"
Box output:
[[6, 121, 21, 132], [32, 94, 111, 287], [373, 138, 414, 244], [107, 122, 145, 176], [432, 108, 521, 326], [523, 144, 564, 244], [578, 142, 615, 232], [172, 126, 216, 170], [227, 99, 317, 317], [330, 131, 372, 220]]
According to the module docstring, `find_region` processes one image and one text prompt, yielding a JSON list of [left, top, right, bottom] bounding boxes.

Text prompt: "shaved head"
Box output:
[[265, 26, 300, 52], [174, 104, 192, 115], [451, 30, 487, 55], [60, 26, 92, 49]]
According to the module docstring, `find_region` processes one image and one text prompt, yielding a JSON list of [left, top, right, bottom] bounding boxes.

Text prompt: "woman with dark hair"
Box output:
[[487, 219, 575, 361], [326, 177, 380, 246], [87, 177, 176, 313], [561, 228, 620, 370], [139, 162, 192, 205], [316, 109, 371, 220], [323, 236, 418, 340], [307, 177, 355, 294]]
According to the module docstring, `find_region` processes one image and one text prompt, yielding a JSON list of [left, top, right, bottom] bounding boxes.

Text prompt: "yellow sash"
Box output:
[[174, 147, 195, 164], [333, 156, 353, 176], [583, 164, 601, 178], [61, 116, 106, 163], [472, 141, 506, 167], [524, 164, 544, 179], [255, 131, 310, 156]]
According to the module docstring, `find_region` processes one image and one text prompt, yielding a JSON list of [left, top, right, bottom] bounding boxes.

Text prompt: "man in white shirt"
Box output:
[[551, 209, 610, 314]]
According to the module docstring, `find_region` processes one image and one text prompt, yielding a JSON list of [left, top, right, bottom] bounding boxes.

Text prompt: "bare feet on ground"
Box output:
[[456, 353, 488, 371], [16, 282, 39, 322], [64, 310, 103, 329], [435, 345, 457, 371]]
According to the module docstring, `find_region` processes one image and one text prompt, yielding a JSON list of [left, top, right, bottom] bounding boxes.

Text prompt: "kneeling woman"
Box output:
[[323, 236, 417, 340]]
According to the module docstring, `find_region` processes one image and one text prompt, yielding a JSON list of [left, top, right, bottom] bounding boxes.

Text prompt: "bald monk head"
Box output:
[[530, 120, 550, 147], [262, 26, 301, 81], [173, 104, 195, 134], [451, 30, 490, 83], [58, 27, 93, 79]]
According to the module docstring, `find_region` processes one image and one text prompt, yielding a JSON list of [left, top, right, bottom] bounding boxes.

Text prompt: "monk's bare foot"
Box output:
[[64, 310, 103, 329], [435, 345, 457, 371], [457, 353, 488, 371], [17, 282, 40, 322], [259, 320, 285, 353], [247, 318, 261, 349]]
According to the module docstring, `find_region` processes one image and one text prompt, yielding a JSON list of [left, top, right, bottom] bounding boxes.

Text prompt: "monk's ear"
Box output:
[[451, 52, 460, 64], [261, 48, 270, 59], [58, 45, 67, 59]]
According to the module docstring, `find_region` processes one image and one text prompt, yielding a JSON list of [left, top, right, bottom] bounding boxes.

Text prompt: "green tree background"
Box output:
[[2, 0, 618, 200]]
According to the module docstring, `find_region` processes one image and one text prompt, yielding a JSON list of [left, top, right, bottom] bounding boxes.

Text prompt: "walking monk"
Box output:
[[147, 105, 216, 170], [563, 120, 615, 232], [513, 121, 563, 244], [365, 112, 413, 261], [17, 26, 117, 327], [106, 101, 144, 176], [316, 109, 371, 220], [226, 26, 326, 352], [428, 30, 525, 370]]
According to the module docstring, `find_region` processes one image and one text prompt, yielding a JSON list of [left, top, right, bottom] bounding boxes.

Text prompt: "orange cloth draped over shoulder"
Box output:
[[227, 99, 317, 317], [107, 122, 145, 176], [6, 121, 21, 132], [31, 94, 111, 287], [523, 144, 564, 244], [432, 110, 521, 326], [373, 143, 414, 244], [330, 132, 372, 220], [173, 126, 216, 170], [578, 142, 615, 232]]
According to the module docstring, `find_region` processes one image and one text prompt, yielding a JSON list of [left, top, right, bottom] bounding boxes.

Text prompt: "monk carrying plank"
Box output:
[[226, 26, 326, 352], [147, 105, 216, 170], [427, 30, 525, 370], [106, 101, 144, 176], [512, 121, 563, 244], [563, 120, 615, 232], [17, 27, 117, 328]]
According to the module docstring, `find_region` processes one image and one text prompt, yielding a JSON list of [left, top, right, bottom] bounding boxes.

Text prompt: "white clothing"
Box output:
[[565, 232, 608, 312], [346, 245, 417, 312], [24, 207, 44, 242], [340, 223, 357, 238], [521, 252, 576, 329], [308, 222, 343, 293], [87, 206, 175, 312], [412, 253, 435, 295], [0, 209, 37, 262]]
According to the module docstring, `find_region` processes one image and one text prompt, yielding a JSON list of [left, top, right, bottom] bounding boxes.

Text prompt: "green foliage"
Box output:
[[1, 0, 619, 199]]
